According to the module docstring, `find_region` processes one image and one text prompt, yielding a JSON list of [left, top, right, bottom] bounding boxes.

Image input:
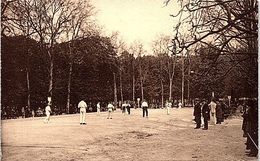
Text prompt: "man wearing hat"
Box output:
[[202, 99, 210, 130], [193, 99, 201, 129], [78, 99, 87, 125]]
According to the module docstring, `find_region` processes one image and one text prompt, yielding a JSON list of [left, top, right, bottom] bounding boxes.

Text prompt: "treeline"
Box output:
[[2, 35, 257, 113], [1, 0, 257, 117]]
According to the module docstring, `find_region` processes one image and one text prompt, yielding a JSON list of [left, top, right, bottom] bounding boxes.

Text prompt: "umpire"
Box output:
[[193, 99, 201, 129]]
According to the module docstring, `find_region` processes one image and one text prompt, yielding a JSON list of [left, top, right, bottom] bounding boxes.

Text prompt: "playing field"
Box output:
[[1, 108, 256, 161]]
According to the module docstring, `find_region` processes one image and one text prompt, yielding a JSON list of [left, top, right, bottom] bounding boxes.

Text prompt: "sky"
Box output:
[[93, 0, 179, 53]]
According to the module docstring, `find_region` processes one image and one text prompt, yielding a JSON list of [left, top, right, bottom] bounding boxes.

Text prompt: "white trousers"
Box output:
[[107, 110, 112, 119], [44, 113, 50, 123], [166, 107, 170, 115], [210, 112, 216, 125], [80, 109, 86, 124], [97, 108, 100, 115]]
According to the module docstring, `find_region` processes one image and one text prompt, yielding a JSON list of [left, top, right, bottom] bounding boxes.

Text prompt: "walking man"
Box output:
[[202, 100, 210, 130], [193, 99, 201, 129], [97, 102, 101, 115], [44, 103, 51, 123], [141, 99, 148, 118], [107, 102, 114, 119], [78, 100, 87, 125]]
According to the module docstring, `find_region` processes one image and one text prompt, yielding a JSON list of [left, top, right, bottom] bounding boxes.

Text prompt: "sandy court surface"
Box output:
[[1, 108, 257, 161]]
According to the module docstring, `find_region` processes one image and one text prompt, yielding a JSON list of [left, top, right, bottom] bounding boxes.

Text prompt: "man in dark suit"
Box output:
[[202, 100, 210, 130], [193, 99, 201, 129]]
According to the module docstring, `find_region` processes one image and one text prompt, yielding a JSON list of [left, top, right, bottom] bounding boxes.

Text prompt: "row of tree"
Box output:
[[1, 0, 257, 115]]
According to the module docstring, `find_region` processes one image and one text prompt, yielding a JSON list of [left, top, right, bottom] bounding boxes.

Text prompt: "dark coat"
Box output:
[[193, 103, 201, 117], [202, 103, 210, 120], [216, 104, 223, 119], [242, 109, 248, 131]]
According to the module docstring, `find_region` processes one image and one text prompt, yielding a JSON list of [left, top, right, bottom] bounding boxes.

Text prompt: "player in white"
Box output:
[[178, 102, 182, 109], [166, 100, 172, 115], [107, 102, 114, 119], [78, 100, 87, 125], [97, 102, 101, 115], [141, 100, 149, 118], [44, 103, 51, 123]]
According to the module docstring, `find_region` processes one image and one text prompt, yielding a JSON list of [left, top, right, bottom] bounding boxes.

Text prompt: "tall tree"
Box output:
[[165, 0, 258, 96], [17, 0, 80, 103], [62, 0, 95, 113]]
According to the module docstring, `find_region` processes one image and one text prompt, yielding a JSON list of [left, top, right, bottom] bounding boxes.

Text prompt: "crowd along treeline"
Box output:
[[1, 34, 257, 116]]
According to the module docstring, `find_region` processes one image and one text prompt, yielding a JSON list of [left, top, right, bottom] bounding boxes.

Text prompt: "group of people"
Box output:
[[193, 98, 225, 130], [241, 99, 258, 157], [121, 101, 131, 115], [43, 99, 151, 124]]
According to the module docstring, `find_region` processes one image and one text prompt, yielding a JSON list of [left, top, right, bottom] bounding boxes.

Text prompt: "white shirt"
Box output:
[[108, 103, 114, 111], [45, 106, 51, 115], [78, 100, 87, 108], [97, 103, 100, 109], [166, 102, 172, 108], [209, 101, 216, 113], [141, 101, 148, 107]]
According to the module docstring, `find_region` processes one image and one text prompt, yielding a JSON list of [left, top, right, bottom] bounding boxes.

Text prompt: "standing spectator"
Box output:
[[178, 102, 182, 109], [21, 106, 25, 118], [246, 100, 258, 157], [107, 102, 114, 119], [122, 101, 127, 115], [202, 100, 210, 130], [193, 99, 201, 129], [242, 104, 249, 137], [44, 103, 51, 123], [78, 100, 87, 125], [141, 99, 149, 118], [97, 102, 101, 116], [126, 101, 131, 115], [31, 108, 35, 118], [209, 99, 217, 125], [216, 101, 223, 124]]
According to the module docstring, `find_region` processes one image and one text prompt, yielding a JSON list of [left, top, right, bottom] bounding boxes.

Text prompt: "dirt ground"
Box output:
[[1, 108, 257, 161]]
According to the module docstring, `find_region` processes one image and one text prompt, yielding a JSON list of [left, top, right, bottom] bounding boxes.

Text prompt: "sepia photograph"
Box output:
[[1, 0, 258, 160]]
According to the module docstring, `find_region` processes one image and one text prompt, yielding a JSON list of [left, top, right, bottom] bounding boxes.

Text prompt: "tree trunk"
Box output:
[[119, 69, 123, 103], [181, 53, 185, 107], [132, 55, 135, 103], [141, 78, 144, 101], [26, 67, 30, 110], [161, 79, 164, 108], [169, 78, 173, 101], [113, 72, 117, 108], [187, 52, 191, 102], [187, 65, 190, 101], [66, 63, 72, 114], [48, 59, 54, 97]]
